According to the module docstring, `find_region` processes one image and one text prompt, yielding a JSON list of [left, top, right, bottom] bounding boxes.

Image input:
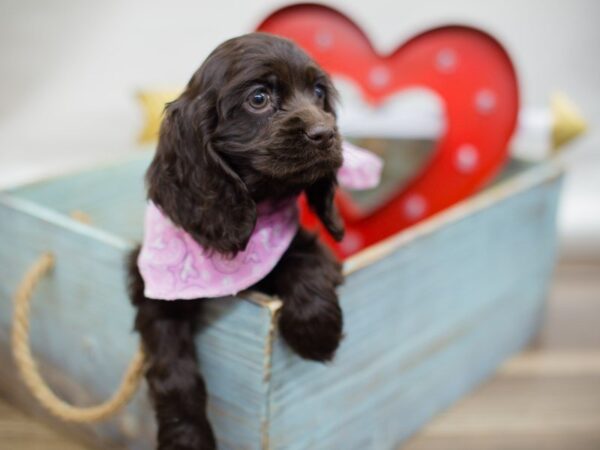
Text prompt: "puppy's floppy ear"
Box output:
[[306, 175, 345, 242], [146, 92, 256, 255], [306, 75, 344, 242]]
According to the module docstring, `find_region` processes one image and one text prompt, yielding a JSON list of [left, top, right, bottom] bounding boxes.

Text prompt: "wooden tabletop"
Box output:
[[1, 261, 599, 450]]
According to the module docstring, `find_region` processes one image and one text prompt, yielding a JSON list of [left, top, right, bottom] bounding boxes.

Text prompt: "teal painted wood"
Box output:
[[0, 157, 563, 450], [0, 188, 275, 448], [10, 155, 152, 242], [267, 169, 561, 449]]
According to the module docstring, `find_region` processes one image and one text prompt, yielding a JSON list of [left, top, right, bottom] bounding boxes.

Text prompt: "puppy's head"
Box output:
[[147, 33, 343, 255]]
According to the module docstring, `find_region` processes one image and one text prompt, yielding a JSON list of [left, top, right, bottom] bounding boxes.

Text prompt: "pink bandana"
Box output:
[[138, 141, 382, 300]]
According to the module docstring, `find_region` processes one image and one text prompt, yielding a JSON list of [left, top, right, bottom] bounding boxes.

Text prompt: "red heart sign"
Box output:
[[258, 5, 519, 258]]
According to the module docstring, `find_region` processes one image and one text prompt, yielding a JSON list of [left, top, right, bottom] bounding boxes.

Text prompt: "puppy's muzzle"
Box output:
[[304, 124, 335, 146]]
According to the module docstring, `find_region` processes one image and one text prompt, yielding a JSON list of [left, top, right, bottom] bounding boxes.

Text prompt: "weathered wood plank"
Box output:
[[7, 155, 151, 242]]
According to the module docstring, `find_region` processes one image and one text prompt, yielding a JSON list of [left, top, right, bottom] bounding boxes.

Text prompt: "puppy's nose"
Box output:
[[305, 124, 335, 143]]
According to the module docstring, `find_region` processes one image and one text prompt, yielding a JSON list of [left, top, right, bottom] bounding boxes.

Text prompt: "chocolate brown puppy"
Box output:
[[128, 33, 345, 449]]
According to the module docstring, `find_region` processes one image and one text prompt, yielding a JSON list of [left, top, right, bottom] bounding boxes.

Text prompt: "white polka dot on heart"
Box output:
[[340, 230, 363, 254], [369, 66, 391, 88], [403, 194, 427, 220], [435, 48, 457, 73], [455, 144, 479, 173], [315, 31, 333, 50], [475, 89, 496, 114]]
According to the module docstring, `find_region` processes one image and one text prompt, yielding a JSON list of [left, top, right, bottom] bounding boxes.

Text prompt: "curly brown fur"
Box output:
[[255, 228, 344, 361], [128, 32, 345, 449], [128, 249, 216, 449]]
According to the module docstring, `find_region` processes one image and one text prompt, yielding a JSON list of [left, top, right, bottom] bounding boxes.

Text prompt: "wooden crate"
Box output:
[[0, 156, 563, 449]]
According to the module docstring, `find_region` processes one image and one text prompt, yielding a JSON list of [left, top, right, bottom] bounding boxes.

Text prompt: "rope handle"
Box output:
[[11, 252, 146, 422]]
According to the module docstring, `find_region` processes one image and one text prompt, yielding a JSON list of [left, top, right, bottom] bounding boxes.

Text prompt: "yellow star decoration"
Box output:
[[551, 91, 587, 150], [137, 89, 181, 144]]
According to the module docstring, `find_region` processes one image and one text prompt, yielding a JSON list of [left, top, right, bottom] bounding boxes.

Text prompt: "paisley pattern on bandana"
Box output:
[[138, 199, 298, 300]]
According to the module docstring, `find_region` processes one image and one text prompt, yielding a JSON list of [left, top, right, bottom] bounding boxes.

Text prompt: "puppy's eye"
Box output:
[[247, 88, 271, 111], [314, 84, 326, 100]]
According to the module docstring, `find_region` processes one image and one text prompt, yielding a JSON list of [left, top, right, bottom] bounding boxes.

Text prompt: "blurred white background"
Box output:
[[1, 0, 598, 260]]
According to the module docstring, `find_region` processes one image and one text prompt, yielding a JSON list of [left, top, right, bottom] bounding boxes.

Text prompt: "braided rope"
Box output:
[[11, 252, 146, 422]]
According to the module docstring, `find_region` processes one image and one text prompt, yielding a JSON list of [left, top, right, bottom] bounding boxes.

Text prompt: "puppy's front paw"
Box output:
[[278, 295, 343, 362]]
